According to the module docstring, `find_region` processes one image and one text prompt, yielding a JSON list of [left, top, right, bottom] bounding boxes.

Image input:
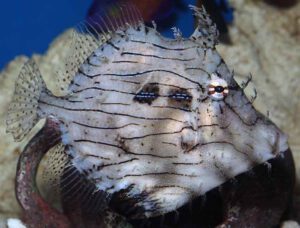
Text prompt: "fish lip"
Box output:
[[269, 128, 289, 156]]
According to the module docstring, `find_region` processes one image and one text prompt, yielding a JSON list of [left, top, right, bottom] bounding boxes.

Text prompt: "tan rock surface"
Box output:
[[218, 0, 300, 191], [0, 0, 299, 225]]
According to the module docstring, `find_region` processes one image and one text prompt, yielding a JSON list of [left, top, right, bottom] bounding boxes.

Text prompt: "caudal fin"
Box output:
[[6, 59, 46, 142]]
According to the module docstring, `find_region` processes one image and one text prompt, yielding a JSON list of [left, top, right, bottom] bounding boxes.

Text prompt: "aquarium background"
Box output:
[[0, 0, 299, 225], [0, 0, 87, 69], [0, 0, 196, 69]]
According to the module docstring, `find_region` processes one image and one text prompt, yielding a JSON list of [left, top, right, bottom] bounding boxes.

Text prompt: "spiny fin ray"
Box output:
[[190, 5, 219, 47], [60, 164, 109, 216], [56, 3, 143, 95]]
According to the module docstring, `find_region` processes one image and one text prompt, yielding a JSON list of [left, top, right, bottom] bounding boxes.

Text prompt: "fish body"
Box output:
[[37, 25, 287, 218], [6, 5, 295, 227]]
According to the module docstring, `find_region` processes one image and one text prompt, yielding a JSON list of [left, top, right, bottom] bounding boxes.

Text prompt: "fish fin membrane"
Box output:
[[6, 59, 46, 142], [38, 143, 69, 205], [39, 144, 106, 214], [189, 5, 219, 47], [60, 164, 109, 217], [56, 3, 143, 95]]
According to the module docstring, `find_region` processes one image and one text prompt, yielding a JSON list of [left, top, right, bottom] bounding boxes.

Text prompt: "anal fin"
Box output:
[[60, 165, 109, 219]]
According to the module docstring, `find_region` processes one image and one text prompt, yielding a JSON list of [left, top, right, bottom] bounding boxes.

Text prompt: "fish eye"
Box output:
[[208, 78, 229, 101]]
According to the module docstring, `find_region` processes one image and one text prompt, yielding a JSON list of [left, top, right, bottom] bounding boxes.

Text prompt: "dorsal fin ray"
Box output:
[[55, 3, 143, 95], [189, 5, 219, 48]]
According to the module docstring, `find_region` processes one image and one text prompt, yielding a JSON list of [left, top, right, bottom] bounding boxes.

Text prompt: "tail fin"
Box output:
[[6, 59, 46, 142]]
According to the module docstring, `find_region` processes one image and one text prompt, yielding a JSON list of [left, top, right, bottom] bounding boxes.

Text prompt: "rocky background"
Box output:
[[0, 0, 299, 227]]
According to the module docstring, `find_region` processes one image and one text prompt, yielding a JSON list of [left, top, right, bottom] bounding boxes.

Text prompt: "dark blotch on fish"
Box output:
[[133, 84, 160, 105]]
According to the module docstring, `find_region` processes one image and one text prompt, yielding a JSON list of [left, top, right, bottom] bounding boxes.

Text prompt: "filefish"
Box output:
[[6, 4, 295, 228]]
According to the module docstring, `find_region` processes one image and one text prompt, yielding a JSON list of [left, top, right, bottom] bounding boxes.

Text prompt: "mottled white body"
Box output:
[[37, 24, 288, 217], [7, 6, 289, 219]]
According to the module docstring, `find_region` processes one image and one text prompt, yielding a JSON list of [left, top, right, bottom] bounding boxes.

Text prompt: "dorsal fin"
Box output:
[[189, 5, 219, 48], [56, 3, 143, 95]]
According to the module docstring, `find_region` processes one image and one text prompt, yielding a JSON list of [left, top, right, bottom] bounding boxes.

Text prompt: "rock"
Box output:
[[281, 220, 300, 228], [218, 0, 300, 197], [7, 218, 27, 228]]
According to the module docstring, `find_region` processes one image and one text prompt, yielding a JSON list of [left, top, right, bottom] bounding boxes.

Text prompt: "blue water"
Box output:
[[0, 0, 195, 70], [0, 0, 92, 69]]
